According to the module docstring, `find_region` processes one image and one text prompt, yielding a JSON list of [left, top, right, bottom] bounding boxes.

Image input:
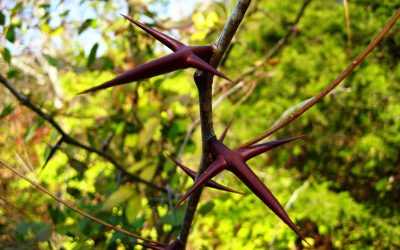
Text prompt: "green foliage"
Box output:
[[0, 0, 399, 249]]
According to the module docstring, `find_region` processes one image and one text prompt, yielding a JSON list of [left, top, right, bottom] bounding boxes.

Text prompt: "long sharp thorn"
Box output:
[[79, 52, 185, 94], [42, 137, 64, 169], [120, 14, 185, 52], [219, 118, 234, 142], [238, 135, 305, 161], [175, 158, 226, 207], [167, 155, 243, 194], [186, 54, 233, 82], [231, 161, 307, 243]]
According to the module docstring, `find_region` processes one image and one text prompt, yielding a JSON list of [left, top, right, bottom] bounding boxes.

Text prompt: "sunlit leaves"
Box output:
[[0, 11, 5, 25], [78, 18, 94, 34], [87, 43, 99, 68], [0, 104, 14, 120], [6, 25, 16, 42], [102, 185, 135, 210]]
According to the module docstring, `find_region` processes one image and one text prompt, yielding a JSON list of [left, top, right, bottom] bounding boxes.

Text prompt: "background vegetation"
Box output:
[[0, 0, 399, 249]]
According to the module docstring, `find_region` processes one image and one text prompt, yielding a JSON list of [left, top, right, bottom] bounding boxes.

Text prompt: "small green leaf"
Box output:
[[0, 104, 14, 120], [78, 18, 93, 34], [6, 25, 15, 42], [87, 43, 98, 68], [137, 117, 159, 148], [43, 54, 59, 67], [199, 201, 215, 215], [7, 69, 21, 78], [3, 48, 11, 63], [68, 157, 87, 176], [11, 2, 23, 16], [0, 11, 5, 25], [103, 185, 135, 210], [125, 196, 141, 225]]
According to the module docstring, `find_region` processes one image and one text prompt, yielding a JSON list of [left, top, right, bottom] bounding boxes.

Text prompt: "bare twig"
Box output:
[[240, 8, 400, 148], [0, 159, 163, 246], [0, 73, 166, 192], [177, 1, 252, 248]]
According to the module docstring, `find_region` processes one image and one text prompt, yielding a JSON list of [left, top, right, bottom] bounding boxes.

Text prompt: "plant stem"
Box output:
[[177, 0, 252, 248]]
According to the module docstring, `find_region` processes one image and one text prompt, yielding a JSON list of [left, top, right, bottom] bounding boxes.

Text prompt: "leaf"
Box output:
[[11, 2, 23, 16], [127, 159, 155, 174], [199, 201, 215, 215], [7, 69, 20, 78], [2, 48, 11, 64], [0, 11, 5, 25], [43, 54, 59, 67], [78, 18, 93, 34], [125, 196, 141, 225], [87, 43, 98, 68], [0, 104, 14, 120], [68, 157, 87, 176], [137, 117, 159, 148], [103, 185, 135, 210], [6, 25, 15, 42]]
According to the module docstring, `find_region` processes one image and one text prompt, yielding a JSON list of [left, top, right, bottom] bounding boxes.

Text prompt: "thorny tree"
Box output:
[[1, 1, 399, 249]]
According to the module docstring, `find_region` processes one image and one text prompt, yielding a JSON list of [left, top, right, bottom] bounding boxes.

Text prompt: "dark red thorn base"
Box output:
[[176, 135, 308, 243], [80, 15, 231, 94], [167, 155, 244, 195]]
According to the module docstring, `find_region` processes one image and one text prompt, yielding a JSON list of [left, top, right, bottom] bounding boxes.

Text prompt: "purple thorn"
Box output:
[[237, 135, 305, 161], [219, 118, 234, 142], [120, 14, 184, 52], [179, 136, 307, 242], [79, 51, 186, 94], [186, 54, 233, 82], [175, 158, 227, 207], [80, 17, 231, 94], [167, 155, 244, 195]]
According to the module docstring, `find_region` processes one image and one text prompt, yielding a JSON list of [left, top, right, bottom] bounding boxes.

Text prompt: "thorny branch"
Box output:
[[177, 0, 313, 158], [0, 73, 167, 192], [177, 0, 252, 248], [240, 7, 400, 148]]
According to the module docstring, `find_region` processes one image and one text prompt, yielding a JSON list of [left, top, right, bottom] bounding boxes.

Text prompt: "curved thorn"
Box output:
[[238, 135, 305, 161], [79, 52, 185, 93], [175, 158, 227, 207], [167, 155, 244, 195], [230, 160, 307, 242], [219, 118, 234, 142], [186, 54, 233, 82], [120, 14, 185, 52]]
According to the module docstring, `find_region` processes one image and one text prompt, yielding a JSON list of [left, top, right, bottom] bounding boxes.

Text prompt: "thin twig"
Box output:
[[0, 159, 163, 246], [240, 8, 400, 148], [0, 73, 166, 192]]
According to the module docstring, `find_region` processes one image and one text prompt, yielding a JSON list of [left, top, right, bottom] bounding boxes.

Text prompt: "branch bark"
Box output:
[[176, 0, 252, 248]]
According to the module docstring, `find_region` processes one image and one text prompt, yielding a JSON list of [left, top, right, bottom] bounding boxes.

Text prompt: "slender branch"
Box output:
[[240, 8, 400, 148], [0, 73, 166, 192], [0, 160, 163, 246], [177, 1, 252, 248]]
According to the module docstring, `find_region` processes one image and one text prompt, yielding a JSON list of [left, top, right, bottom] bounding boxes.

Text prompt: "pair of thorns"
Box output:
[[80, 14, 307, 247]]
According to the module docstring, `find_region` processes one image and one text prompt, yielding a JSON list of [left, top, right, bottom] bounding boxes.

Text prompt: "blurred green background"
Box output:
[[0, 0, 399, 249]]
